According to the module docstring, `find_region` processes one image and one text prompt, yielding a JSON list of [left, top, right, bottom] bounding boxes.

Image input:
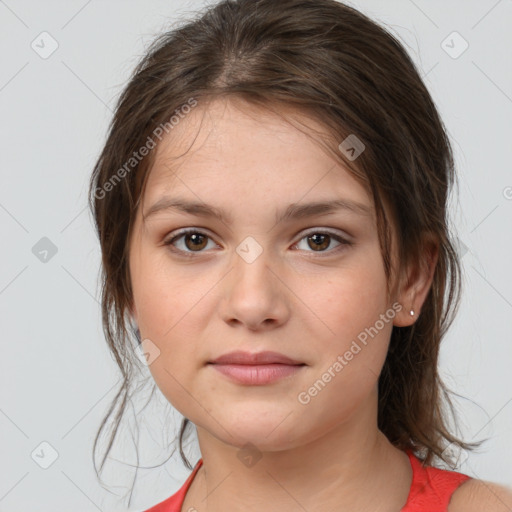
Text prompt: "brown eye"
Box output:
[[307, 233, 331, 251], [294, 230, 352, 254], [164, 229, 216, 255], [184, 233, 208, 251]]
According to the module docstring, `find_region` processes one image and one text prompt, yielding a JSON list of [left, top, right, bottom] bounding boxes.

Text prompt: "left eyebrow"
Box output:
[[277, 199, 373, 222], [143, 196, 373, 225]]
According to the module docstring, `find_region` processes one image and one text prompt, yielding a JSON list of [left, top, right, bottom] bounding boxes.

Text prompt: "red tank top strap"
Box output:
[[401, 449, 471, 511], [144, 458, 203, 511]]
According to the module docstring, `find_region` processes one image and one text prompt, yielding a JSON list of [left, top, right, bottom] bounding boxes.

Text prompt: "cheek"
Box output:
[[300, 257, 390, 346], [296, 295, 393, 428], [130, 252, 218, 403], [295, 256, 392, 396], [132, 251, 212, 341], [132, 270, 207, 419]]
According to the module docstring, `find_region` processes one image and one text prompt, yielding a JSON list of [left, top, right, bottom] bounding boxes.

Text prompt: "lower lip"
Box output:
[[208, 363, 305, 385]]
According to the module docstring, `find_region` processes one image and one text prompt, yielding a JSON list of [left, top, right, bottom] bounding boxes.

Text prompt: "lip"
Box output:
[[207, 351, 306, 385], [208, 350, 304, 365]]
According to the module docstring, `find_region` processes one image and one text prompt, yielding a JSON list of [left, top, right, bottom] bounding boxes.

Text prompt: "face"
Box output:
[[128, 98, 410, 452]]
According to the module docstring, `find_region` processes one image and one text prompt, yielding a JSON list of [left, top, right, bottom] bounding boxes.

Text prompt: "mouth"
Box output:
[[208, 350, 305, 366], [207, 351, 306, 385], [207, 362, 306, 385]]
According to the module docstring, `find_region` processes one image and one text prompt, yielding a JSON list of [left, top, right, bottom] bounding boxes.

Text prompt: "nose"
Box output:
[[219, 247, 291, 331]]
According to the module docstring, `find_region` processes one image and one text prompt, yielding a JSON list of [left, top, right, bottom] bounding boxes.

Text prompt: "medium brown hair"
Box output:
[[88, 0, 481, 498]]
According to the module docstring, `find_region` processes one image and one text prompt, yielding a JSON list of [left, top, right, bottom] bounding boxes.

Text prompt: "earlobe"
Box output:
[[393, 235, 439, 327], [393, 301, 417, 327]]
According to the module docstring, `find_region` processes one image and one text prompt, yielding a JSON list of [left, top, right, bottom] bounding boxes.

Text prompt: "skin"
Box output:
[[128, 97, 439, 511]]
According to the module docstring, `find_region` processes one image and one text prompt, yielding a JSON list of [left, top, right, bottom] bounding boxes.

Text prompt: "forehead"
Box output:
[[143, 98, 372, 208]]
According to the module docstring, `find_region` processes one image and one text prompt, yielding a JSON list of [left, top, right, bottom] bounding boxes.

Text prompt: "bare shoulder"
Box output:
[[448, 478, 512, 512]]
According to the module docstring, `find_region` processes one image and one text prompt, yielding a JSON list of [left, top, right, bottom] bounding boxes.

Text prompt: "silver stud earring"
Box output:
[[410, 309, 415, 316]]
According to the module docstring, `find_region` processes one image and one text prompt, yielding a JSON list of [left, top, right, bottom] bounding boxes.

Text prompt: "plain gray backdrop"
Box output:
[[1, 0, 511, 510]]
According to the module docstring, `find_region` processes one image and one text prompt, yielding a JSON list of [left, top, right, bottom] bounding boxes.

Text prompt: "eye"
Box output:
[[163, 228, 352, 257], [164, 229, 217, 255], [293, 230, 352, 253]]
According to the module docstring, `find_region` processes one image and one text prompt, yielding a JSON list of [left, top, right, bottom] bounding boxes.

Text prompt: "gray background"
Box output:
[[1, 0, 511, 510]]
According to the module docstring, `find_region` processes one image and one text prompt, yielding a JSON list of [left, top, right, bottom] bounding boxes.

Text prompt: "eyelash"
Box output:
[[163, 228, 353, 258]]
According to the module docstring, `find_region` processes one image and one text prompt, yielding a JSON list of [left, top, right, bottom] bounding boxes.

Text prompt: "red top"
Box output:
[[144, 449, 471, 511]]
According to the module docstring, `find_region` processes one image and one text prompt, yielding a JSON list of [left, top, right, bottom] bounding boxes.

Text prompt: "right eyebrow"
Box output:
[[143, 197, 233, 224]]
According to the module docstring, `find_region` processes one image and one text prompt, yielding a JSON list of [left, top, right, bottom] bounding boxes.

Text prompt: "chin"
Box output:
[[206, 412, 308, 453]]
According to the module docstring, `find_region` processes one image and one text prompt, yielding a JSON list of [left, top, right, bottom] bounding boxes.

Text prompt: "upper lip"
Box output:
[[208, 350, 305, 365]]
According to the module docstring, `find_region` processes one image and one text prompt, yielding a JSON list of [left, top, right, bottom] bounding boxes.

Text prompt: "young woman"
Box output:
[[88, 1, 512, 510]]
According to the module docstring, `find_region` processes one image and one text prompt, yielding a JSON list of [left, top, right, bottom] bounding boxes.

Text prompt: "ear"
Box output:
[[393, 233, 439, 327]]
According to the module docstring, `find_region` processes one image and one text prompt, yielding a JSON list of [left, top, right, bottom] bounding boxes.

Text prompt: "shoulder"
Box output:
[[448, 478, 512, 512]]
